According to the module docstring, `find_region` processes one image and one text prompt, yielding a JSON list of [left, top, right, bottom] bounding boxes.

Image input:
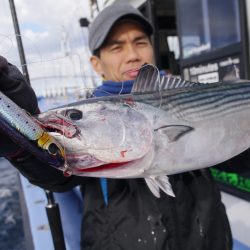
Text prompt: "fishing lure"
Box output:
[[0, 90, 65, 167]]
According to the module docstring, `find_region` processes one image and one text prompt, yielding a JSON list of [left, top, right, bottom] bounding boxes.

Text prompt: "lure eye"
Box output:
[[48, 143, 60, 156], [65, 109, 82, 120]]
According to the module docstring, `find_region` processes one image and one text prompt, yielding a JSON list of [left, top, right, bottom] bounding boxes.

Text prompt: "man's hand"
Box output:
[[0, 55, 39, 157], [0, 56, 8, 73], [0, 56, 38, 113]]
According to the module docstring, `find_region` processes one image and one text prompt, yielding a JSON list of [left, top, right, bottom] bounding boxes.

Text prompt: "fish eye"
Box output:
[[65, 109, 82, 120]]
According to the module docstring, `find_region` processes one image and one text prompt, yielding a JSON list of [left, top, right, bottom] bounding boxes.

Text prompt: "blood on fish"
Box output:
[[123, 97, 135, 107], [120, 150, 127, 158]]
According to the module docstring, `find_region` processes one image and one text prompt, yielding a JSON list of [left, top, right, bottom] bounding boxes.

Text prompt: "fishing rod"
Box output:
[[45, 190, 66, 250], [8, 0, 30, 85]]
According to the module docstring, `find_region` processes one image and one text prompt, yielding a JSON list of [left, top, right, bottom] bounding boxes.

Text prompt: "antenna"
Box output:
[[89, 0, 100, 18], [8, 0, 31, 85]]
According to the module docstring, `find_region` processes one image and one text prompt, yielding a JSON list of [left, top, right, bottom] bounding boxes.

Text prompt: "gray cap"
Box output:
[[88, 3, 154, 54]]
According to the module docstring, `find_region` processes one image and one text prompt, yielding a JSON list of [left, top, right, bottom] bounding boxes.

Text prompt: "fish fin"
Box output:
[[132, 64, 160, 93], [155, 125, 193, 142], [132, 64, 202, 93], [145, 177, 161, 198], [145, 176, 175, 198]]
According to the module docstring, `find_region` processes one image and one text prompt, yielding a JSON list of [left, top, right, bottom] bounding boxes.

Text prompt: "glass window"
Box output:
[[178, 0, 241, 59]]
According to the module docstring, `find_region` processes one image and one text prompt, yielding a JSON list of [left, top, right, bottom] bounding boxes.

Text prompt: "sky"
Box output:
[[0, 0, 105, 97]]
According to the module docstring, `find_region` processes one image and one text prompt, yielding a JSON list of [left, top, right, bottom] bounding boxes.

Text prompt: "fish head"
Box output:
[[37, 102, 154, 177]]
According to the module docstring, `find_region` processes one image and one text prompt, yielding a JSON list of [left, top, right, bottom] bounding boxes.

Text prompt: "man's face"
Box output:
[[90, 21, 154, 82]]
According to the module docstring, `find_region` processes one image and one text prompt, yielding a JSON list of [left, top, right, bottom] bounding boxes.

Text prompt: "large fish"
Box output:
[[35, 65, 250, 197]]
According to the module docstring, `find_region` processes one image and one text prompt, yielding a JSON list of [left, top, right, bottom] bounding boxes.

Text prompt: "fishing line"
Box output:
[[1, 0, 95, 98], [118, 80, 125, 96], [0, 34, 14, 54], [1, 34, 95, 102], [1, 32, 50, 90], [92, 87, 117, 97], [3, 33, 90, 90], [61, 113, 71, 175], [0, 32, 44, 67], [140, 64, 163, 109], [103, 69, 125, 96]]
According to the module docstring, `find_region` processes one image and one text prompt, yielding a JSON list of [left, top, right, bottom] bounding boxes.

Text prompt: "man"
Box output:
[[0, 3, 232, 250]]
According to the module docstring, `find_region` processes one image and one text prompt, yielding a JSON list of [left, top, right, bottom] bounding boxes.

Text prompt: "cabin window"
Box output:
[[178, 0, 241, 59]]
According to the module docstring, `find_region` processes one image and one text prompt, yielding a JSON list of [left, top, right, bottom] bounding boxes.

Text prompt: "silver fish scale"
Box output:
[[0, 91, 43, 140]]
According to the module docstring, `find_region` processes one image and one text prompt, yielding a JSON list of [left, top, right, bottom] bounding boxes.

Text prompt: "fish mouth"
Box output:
[[73, 148, 154, 176], [74, 161, 132, 173], [65, 153, 134, 173], [35, 114, 79, 138]]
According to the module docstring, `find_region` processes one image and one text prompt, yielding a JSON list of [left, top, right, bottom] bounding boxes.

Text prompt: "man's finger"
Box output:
[[0, 56, 8, 73]]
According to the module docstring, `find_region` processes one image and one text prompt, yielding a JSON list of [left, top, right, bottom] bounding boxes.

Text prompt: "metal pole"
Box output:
[[146, 0, 161, 68], [8, 0, 30, 85], [79, 17, 97, 88], [45, 190, 66, 250]]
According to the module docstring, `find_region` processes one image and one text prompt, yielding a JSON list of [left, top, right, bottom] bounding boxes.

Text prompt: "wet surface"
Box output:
[[0, 158, 25, 250]]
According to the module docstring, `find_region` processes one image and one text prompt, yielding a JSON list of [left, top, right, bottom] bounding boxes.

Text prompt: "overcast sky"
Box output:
[[0, 0, 104, 96]]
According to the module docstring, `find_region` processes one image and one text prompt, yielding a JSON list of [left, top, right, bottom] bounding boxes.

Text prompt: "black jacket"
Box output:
[[1, 58, 232, 250], [10, 155, 232, 250], [80, 171, 232, 250]]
